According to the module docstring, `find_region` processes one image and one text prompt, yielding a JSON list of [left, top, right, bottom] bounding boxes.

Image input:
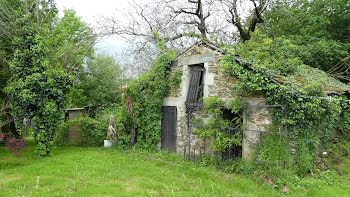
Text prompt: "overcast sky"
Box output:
[[55, 0, 133, 55]]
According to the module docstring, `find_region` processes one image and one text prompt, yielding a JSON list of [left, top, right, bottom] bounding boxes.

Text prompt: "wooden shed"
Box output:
[[66, 108, 85, 145]]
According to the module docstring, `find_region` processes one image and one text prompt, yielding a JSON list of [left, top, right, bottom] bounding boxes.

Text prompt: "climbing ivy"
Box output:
[[221, 48, 350, 175], [118, 40, 177, 149], [6, 15, 72, 156], [169, 70, 183, 96], [192, 96, 245, 153]]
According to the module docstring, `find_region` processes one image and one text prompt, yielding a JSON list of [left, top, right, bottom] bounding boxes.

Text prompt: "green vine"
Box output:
[[6, 15, 72, 156], [192, 96, 245, 153], [116, 38, 177, 149], [221, 48, 350, 175], [55, 117, 106, 147], [169, 70, 183, 96]]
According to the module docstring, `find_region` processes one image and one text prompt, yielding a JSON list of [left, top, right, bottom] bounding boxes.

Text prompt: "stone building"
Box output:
[[160, 40, 272, 161]]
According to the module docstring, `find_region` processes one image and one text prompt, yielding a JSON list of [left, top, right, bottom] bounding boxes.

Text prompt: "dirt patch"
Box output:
[[122, 177, 138, 193], [125, 151, 181, 166], [125, 185, 134, 193], [220, 172, 234, 181], [66, 186, 77, 193], [282, 185, 290, 193], [0, 174, 21, 185], [262, 177, 275, 187]]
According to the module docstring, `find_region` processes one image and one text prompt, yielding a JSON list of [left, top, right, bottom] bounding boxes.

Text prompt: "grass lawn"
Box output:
[[1, 139, 350, 197]]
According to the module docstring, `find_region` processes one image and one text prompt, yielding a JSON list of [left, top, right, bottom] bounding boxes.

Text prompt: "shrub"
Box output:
[[6, 138, 27, 157], [0, 133, 27, 157], [79, 117, 105, 146], [55, 117, 105, 147]]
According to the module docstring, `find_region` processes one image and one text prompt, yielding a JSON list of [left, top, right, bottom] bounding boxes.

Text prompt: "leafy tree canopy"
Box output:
[[6, 13, 72, 156], [69, 53, 126, 107], [259, 0, 349, 78], [43, 9, 96, 76]]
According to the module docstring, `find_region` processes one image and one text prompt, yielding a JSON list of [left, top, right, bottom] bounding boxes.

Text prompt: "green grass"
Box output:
[[1, 139, 350, 197]]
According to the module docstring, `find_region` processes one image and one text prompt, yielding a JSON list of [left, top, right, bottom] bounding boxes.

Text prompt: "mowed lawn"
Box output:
[[1, 140, 350, 197]]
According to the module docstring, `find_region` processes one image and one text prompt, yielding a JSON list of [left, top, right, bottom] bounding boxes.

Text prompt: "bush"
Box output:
[[55, 117, 106, 147], [0, 133, 27, 157], [79, 117, 106, 146], [6, 138, 27, 157]]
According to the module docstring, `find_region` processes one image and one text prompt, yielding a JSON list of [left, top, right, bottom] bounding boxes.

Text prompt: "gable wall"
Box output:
[[162, 43, 271, 161]]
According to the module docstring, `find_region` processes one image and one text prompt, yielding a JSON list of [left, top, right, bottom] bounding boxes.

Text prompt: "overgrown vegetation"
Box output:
[[55, 105, 123, 146], [6, 14, 72, 156], [169, 69, 183, 96], [114, 40, 177, 149], [0, 0, 96, 156], [0, 2, 349, 195], [192, 96, 245, 153], [260, 0, 349, 81], [68, 53, 125, 107], [221, 34, 350, 176]]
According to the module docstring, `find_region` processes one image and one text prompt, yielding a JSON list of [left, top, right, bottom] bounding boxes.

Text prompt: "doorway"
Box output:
[[222, 109, 243, 159], [161, 106, 177, 151]]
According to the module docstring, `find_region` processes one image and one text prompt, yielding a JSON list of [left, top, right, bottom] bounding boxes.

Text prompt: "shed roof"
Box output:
[[175, 40, 223, 61], [177, 41, 350, 95]]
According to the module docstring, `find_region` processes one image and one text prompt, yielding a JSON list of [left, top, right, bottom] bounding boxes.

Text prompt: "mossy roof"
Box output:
[[177, 41, 350, 95], [272, 64, 350, 95]]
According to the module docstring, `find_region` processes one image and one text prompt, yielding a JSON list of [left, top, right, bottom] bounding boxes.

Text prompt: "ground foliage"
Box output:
[[0, 133, 27, 157], [2, 139, 350, 196], [55, 117, 106, 147], [221, 34, 350, 176]]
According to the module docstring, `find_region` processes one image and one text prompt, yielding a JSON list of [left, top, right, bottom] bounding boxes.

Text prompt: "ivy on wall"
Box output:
[[6, 16, 72, 156], [169, 70, 183, 96], [192, 96, 245, 153], [221, 48, 350, 175], [118, 41, 177, 149]]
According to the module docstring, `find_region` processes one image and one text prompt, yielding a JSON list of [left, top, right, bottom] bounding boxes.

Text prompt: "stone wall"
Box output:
[[243, 97, 272, 161], [165, 61, 182, 97], [207, 55, 237, 99], [162, 42, 272, 161]]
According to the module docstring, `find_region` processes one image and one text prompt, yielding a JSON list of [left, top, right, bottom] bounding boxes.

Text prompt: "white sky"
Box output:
[[55, 0, 133, 55], [55, 0, 251, 56]]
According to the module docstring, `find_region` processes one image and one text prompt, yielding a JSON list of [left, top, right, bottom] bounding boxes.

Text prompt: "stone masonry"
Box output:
[[162, 41, 271, 161]]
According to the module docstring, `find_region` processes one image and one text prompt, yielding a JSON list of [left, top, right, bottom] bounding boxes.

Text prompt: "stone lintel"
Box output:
[[178, 53, 215, 66]]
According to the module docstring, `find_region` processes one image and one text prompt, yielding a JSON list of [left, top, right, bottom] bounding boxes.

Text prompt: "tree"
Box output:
[[261, 0, 349, 42], [68, 53, 126, 107], [44, 9, 96, 77], [6, 13, 72, 156], [220, 0, 268, 42], [169, 0, 212, 39], [1, 0, 96, 156], [98, 0, 271, 74], [259, 0, 349, 81], [0, 0, 58, 136], [0, 1, 96, 139]]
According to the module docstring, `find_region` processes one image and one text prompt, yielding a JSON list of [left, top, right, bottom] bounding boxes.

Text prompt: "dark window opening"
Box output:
[[186, 64, 205, 108], [222, 109, 243, 159]]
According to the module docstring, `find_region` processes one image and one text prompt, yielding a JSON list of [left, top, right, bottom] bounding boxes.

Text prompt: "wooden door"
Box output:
[[161, 106, 177, 151]]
